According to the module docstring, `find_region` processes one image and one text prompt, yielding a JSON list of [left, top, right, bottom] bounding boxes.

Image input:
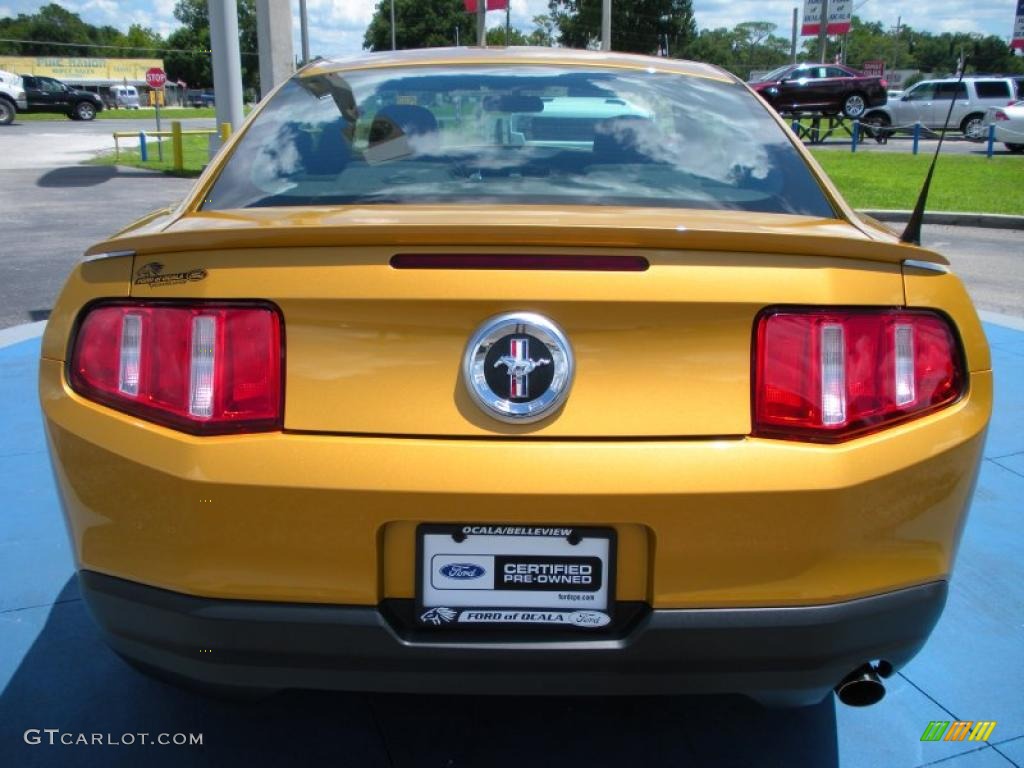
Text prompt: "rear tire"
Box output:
[[862, 111, 892, 142], [842, 92, 868, 119], [1006, 143, 1024, 153], [960, 113, 985, 141], [0, 98, 14, 126], [74, 101, 96, 121]]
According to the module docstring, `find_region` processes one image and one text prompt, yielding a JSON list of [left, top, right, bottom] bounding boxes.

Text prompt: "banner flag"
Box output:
[[464, 0, 509, 11]]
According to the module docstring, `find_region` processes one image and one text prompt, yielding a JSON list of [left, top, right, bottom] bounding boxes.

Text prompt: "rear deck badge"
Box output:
[[463, 313, 574, 423]]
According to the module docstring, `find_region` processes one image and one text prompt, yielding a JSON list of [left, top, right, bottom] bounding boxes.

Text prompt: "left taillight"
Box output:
[[69, 302, 283, 435]]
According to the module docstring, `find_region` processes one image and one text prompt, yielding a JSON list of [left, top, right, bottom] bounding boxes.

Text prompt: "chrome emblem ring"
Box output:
[[463, 312, 574, 423]]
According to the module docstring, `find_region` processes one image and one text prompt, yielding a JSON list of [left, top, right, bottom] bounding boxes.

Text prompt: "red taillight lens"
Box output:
[[754, 309, 964, 442], [994, 110, 1009, 121], [70, 302, 283, 434]]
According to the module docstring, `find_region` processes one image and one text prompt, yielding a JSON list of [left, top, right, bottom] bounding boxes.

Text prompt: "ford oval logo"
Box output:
[[440, 563, 486, 580]]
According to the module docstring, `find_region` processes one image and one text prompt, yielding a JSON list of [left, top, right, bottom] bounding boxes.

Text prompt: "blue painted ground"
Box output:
[[1, 324, 1022, 768]]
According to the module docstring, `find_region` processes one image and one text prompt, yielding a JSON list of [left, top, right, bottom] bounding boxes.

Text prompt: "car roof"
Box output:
[[301, 46, 736, 84], [916, 76, 1015, 84]]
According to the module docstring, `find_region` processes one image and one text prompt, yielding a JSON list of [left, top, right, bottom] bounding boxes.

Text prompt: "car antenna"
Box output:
[[900, 58, 969, 245]]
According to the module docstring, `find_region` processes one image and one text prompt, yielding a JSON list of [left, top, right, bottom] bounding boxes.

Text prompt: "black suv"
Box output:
[[20, 75, 104, 121]]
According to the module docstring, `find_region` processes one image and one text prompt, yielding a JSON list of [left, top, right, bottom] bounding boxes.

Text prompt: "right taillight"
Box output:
[[754, 309, 965, 442], [69, 301, 283, 435], [994, 110, 1009, 121]]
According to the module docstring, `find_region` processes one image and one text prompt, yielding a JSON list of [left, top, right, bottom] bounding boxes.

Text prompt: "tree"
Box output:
[[0, 3, 133, 56], [548, 0, 697, 57], [486, 26, 529, 46], [732, 22, 788, 69], [363, 0, 476, 51], [528, 14, 557, 47], [164, 0, 259, 92]]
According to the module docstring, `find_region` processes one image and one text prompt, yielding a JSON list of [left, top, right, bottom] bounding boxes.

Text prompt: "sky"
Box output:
[[0, 0, 1020, 60]]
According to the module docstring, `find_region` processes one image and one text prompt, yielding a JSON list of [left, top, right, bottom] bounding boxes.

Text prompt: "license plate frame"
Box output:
[[415, 523, 617, 629]]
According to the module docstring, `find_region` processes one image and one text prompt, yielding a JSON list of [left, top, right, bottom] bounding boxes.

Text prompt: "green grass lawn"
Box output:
[[89, 133, 211, 176], [810, 151, 1024, 215], [17, 107, 216, 121]]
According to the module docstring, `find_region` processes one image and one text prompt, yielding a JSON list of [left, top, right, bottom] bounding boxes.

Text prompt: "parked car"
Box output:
[[0, 68, 27, 125], [984, 100, 1024, 153], [109, 85, 140, 109], [20, 75, 104, 120], [42, 48, 989, 709], [748, 63, 888, 118], [864, 77, 1019, 140], [186, 89, 215, 107]]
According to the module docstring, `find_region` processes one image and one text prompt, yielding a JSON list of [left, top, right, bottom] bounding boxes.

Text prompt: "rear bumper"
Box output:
[[41, 356, 990, 609], [82, 570, 946, 706]]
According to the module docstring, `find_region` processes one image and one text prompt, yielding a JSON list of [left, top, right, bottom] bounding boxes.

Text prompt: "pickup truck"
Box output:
[[20, 75, 104, 121], [0, 69, 27, 125]]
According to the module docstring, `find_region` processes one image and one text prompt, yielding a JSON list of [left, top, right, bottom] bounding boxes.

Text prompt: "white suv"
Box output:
[[864, 77, 1018, 140], [0, 69, 28, 126]]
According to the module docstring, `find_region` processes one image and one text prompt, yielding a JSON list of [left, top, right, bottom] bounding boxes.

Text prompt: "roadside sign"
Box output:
[[801, 0, 853, 37], [145, 67, 167, 162], [145, 67, 166, 89], [862, 60, 885, 78]]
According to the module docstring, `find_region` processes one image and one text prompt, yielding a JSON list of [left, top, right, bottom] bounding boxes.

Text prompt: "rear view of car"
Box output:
[[40, 48, 990, 708], [109, 85, 140, 109], [984, 100, 1024, 153]]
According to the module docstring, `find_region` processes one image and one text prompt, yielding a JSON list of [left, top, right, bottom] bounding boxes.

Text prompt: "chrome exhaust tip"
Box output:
[[835, 663, 888, 707]]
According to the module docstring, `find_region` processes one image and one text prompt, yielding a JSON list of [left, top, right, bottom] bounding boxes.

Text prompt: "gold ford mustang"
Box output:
[[40, 48, 990, 708]]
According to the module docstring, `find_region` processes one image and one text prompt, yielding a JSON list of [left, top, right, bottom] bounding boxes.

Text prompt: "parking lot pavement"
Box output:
[[0, 116, 212, 170], [0, 167, 195, 328], [1, 321, 1022, 768]]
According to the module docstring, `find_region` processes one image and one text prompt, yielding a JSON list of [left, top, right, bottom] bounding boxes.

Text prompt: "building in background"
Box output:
[[0, 56, 185, 106]]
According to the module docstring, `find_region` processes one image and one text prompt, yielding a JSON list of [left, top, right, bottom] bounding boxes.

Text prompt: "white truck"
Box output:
[[0, 69, 27, 125]]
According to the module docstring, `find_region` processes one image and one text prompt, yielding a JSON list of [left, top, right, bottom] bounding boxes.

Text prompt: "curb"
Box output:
[[859, 210, 1024, 230], [0, 320, 46, 349]]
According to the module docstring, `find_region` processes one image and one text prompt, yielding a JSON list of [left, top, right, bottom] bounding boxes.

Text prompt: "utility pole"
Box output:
[[207, 0, 244, 139], [506, 2, 511, 46], [455, 26, 459, 46], [890, 15, 902, 75], [601, 0, 611, 51], [298, 0, 310, 64], [477, 1, 485, 46], [790, 7, 798, 63], [817, 0, 829, 63], [255, 0, 294, 99], [390, 0, 396, 51]]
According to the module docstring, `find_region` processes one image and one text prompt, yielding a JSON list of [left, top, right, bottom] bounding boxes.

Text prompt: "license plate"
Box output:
[[416, 524, 615, 629]]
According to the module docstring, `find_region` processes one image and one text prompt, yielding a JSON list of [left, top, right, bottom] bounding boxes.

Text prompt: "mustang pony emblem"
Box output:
[[494, 338, 551, 399]]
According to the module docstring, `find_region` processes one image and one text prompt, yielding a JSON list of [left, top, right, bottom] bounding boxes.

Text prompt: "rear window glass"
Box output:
[[974, 81, 1011, 100], [203, 65, 835, 218]]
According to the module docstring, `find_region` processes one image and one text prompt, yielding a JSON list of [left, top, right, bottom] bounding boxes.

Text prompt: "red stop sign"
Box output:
[[145, 67, 167, 89]]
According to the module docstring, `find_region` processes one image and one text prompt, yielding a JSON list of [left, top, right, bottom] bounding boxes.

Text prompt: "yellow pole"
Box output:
[[219, 122, 232, 142], [172, 120, 184, 172]]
